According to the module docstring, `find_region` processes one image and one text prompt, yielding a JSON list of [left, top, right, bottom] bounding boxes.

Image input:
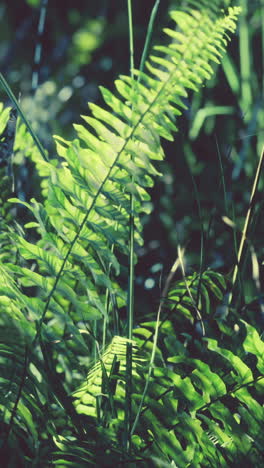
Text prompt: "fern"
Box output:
[[73, 335, 143, 420], [134, 269, 227, 358], [129, 322, 264, 467], [3, 5, 240, 337], [0, 2, 252, 467], [0, 295, 49, 465], [60, 318, 264, 466]]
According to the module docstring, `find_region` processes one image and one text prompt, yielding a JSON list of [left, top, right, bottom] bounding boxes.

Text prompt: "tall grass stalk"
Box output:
[[139, 0, 160, 78], [229, 145, 264, 305], [0, 73, 48, 162], [127, 0, 135, 342], [125, 0, 135, 453], [239, 0, 252, 120]]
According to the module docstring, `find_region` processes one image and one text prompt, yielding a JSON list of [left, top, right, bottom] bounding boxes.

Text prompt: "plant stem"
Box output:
[[0, 73, 48, 162], [125, 0, 135, 454], [3, 346, 29, 446], [93, 320, 97, 362], [131, 253, 182, 437], [128, 199, 135, 341], [229, 145, 264, 305], [127, 0, 134, 81], [239, 0, 252, 121], [139, 0, 160, 78], [215, 134, 228, 215], [127, 0, 135, 342]]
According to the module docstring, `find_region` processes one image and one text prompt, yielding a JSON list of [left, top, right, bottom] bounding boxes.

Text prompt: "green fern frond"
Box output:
[[167, 270, 226, 320], [2, 6, 240, 346], [0, 3, 244, 466], [73, 336, 143, 420], [0, 103, 10, 136], [0, 296, 48, 464], [133, 322, 264, 466], [71, 302, 264, 466], [134, 270, 226, 358]]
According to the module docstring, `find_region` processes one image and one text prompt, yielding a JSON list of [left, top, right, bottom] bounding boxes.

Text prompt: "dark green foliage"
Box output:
[[2, 3, 240, 342], [0, 106, 17, 265], [1, 1, 263, 467]]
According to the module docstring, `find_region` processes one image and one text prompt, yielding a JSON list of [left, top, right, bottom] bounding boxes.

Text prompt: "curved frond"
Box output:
[[2, 6, 240, 344]]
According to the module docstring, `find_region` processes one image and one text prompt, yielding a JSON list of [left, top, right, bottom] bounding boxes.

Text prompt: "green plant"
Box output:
[[1, 1, 263, 467]]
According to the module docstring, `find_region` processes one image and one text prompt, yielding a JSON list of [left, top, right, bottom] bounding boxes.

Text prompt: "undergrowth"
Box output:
[[0, 1, 263, 467]]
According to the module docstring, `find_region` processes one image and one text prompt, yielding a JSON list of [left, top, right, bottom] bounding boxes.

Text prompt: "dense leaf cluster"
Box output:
[[1, 1, 263, 467]]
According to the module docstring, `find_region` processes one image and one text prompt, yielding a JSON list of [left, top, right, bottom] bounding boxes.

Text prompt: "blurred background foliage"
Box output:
[[0, 0, 263, 326]]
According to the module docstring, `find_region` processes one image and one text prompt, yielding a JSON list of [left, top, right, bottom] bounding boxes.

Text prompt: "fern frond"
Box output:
[[0, 3, 243, 465], [134, 269, 226, 359], [2, 6, 240, 346], [0, 296, 48, 465], [73, 335, 143, 420], [132, 322, 264, 466], [167, 269, 226, 320]]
